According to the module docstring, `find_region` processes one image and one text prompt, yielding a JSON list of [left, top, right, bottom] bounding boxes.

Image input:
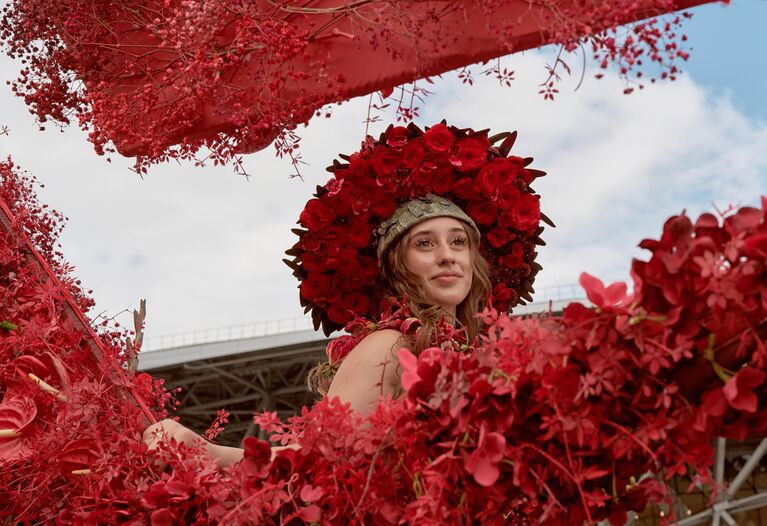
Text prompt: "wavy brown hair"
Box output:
[[307, 219, 491, 395]]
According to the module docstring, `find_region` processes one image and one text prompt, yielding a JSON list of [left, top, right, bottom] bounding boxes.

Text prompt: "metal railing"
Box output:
[[141, 280, 628, 352], [143, 316, 315, 352]]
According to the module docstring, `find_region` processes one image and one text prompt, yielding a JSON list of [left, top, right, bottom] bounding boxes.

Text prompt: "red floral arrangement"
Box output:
[[0, 0, 702, 173], [3, 156, 767, 525], [0, 158, 171, 521], [285, 122, 549, 335]]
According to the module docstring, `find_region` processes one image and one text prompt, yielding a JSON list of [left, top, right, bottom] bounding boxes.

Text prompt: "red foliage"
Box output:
[[0, 0, 710, 173], [3, 156, 767, 524]]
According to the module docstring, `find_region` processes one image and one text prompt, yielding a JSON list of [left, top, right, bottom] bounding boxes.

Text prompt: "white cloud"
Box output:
[[1, 48, 765, 347]]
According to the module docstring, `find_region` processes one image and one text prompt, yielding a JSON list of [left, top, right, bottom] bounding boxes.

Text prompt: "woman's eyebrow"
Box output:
[[410, 227, 466, 237]]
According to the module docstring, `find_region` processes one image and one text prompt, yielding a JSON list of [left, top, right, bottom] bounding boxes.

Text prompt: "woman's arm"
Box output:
[[142, 329, 404, 466], [142, 418, 244, 468]]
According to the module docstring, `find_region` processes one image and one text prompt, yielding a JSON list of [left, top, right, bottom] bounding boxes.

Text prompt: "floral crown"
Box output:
[[285, 121, 551, 335]]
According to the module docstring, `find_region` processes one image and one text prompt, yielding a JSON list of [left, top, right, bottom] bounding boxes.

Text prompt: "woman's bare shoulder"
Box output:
[[326, 328, 405, 412], [343, 328, 404, 363]]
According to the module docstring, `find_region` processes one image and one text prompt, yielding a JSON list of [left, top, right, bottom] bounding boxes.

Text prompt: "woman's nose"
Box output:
[[436, 243, 455, 264]]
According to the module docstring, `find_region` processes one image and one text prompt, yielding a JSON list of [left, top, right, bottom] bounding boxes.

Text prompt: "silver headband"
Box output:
[[375, 194, 479, 260]]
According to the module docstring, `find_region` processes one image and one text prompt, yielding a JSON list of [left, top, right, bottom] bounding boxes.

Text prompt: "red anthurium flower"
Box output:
[[0, 396, 38, 462], [723, 368, 766, 413], [60, 438, 101, 473]]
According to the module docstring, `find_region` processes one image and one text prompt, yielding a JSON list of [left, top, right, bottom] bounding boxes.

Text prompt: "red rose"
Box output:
[[300, 232, 320, 251], [412, 168, 433, 189], [452, 177, 477, 200], [327, 247, 359, 273], [498, 182, 521, 205], [356, 256, 379, 281], [370, 146, 402, 175], [300, 199, 336, 231], [487, 227, 514, 248], [386, 126, 409, 149], [499, 254, 522, 270], [348, 153, 371, 178], [301, 251, 326, 272], [510, 194, 540, 231], [492, 158, 521, 183], [242, 436, 272, 464], [510, 242, 524, 258], [346, 217, 371, 248], [450, 137, 489, 172], [325, 185, 352, 216], [401, 139, 425, 168], [431, 169, 456, 194], [300, 275, 333, 301], [491, 283, 512, 307], [344, 292, 369, 314], [422, 123, 455, 153], [467, 199, 498, 225], [328, 304, 354, 325], [369, 195, 396, 219], [476, 163, 501, 198]]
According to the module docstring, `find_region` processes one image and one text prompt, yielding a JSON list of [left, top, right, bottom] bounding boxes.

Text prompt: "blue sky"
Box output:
[[683, 0, 766, 121], [0, 0, 764, 345]]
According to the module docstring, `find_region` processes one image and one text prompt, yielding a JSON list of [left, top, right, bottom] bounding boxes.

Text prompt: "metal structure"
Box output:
[[139, 329, 329, 445]]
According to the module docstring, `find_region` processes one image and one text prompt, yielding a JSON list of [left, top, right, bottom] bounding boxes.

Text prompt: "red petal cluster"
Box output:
[[286, 122, 547, 335]]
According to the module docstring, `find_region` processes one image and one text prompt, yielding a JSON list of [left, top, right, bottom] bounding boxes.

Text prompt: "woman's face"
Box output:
[[403, 216, 474, 316]]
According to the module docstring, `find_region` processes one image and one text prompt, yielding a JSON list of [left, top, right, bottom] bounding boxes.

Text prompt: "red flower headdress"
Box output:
[[285, 122, 552, 335]]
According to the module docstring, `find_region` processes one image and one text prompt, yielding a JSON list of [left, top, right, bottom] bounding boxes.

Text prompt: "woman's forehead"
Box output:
[[407, 216, 467, 237]]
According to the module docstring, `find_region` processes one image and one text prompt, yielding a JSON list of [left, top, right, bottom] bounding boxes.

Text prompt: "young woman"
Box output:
[[143, 122, 544, 470], [143, 196, 492, 467]]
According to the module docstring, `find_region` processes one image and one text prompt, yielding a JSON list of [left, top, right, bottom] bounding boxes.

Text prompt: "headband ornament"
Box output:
[[285, 121, 552, 335], [375, 194, 480, 260]]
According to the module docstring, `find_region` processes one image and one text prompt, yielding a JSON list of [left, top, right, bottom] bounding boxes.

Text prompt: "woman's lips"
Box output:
[[432, 273, 461, 285]]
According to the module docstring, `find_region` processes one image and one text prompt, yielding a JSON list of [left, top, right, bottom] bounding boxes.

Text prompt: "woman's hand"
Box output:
[[142, 418, 200, 451], [143, 418, 245, 469]]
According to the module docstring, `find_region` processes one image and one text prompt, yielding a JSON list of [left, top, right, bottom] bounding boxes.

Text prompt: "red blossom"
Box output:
[[422, 123, 455, 153], [464, 423, 506, 487], [723, 367, 766, 413]]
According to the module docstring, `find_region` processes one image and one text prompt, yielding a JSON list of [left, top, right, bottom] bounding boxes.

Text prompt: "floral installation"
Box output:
[[0, 158, 172, 521], [285, 121, 549, 335], [0, 0, 708, 173], [2, 156, 767, 524]]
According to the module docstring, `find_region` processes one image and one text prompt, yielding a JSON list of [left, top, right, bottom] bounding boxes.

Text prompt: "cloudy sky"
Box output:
[[0, 0, 764, 349]]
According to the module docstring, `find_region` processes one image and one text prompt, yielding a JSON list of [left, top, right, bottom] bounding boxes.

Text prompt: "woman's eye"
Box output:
[[451, 236, 468, 246], [415, 239, 433, 248]]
